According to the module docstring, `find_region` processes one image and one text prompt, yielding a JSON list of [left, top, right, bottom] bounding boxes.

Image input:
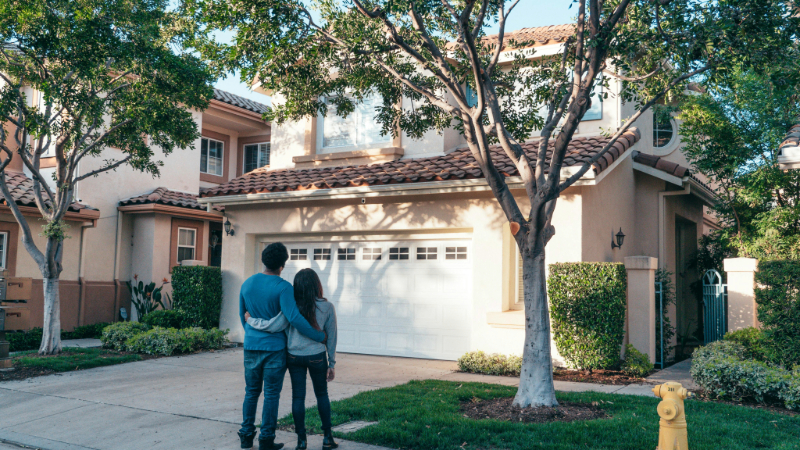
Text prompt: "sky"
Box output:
[[213, 1, 577, 107]]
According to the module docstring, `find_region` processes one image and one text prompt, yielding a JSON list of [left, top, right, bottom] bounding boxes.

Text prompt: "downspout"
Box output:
[[112, 210, 123, 319], [658, 184, 691, 269]]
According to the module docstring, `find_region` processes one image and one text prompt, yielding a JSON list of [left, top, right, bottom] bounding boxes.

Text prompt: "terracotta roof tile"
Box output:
[[1, 171, 95, 212], [632, 151, 691, 178], [779, 123, 800, 154], [201, 129, 643, 198], [120, 187, 223, 212]]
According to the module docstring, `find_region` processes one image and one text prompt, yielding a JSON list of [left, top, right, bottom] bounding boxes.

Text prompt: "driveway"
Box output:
[[0, 348, 656, 450]]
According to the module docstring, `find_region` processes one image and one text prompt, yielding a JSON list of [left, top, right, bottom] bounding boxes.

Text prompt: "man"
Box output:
[[238, 242, 326, 450]]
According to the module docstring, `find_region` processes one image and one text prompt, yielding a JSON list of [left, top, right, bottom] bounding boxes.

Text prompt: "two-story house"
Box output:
[[198, 24, 716, 362]]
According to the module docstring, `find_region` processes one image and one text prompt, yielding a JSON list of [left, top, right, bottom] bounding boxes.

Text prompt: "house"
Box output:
[[779, 124, 800, 170], [1, 88, 270, 328], [198, 24, 716, 362]]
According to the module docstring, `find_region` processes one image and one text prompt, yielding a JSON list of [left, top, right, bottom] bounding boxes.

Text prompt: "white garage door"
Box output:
[[273, 238, 473, 360]]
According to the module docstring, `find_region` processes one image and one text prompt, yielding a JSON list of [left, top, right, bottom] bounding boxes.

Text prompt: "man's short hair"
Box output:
[[262, 242, 289, 271]]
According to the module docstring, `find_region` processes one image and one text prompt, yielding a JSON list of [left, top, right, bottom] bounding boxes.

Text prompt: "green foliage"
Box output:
[[100, 322, 150, 351], [724, 327, 770, 362], [171, 266, 223, 329], [61, 322, 112, 340], [15, 348, 141, 373], [127, 278, 171, 320], [141, 310, 185, 329], [691, 341, 800, 410], [655, 269, 677, 365], [755, 261, 800, 368], [7, 328, 43, 352], [124, 327, 228, 356], [39, 220, 71, 242], [621, 345, 654, 378], [457, 351, 522, 377], [548, 263, 627, 371]]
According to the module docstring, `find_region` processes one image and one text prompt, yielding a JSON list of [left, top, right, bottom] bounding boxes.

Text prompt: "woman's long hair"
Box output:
[[293, 268, 325, 331]]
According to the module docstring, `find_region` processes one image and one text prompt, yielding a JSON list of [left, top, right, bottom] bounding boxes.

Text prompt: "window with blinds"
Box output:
[[243, 142, 270, 173]]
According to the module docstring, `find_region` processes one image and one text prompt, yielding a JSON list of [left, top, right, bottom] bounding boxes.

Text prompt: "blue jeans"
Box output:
[[240, 349, 286, 439], [287, 352, 332, 434]]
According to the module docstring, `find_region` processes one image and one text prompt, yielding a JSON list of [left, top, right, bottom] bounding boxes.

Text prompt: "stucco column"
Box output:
[[624, 256, 658, 363], [723, 257, 758, 331]]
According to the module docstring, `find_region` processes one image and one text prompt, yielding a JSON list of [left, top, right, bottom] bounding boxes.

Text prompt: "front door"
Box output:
[[209, 222, 223, 267]]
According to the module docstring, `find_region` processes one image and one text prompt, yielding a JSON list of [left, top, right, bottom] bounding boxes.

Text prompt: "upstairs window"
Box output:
[[653, 107, 675, 148], [244, 142, 270, 173], [321, 94, 389, 149], [201, 137, 224, 176]]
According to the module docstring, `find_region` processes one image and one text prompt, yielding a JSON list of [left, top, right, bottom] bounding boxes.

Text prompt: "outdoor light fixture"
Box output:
[[224, 218, 235, 236], [611, 228, 626, 250]]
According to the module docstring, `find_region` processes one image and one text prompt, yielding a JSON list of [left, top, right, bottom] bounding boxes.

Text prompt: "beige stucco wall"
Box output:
[[0, 213, 86, 280]]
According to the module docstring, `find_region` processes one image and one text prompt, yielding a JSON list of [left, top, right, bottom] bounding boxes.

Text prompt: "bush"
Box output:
[[691, 341, 800, 410], [100, 322, 150, 351], [141, 310, 185, 329], [724, 327, 770, 362], [125, 327, 228, 356], [548, 262, 627, 371], [621, 345, 654, 377], [7, 328, 43, 352], [755, 260, 800, 368], [457, 351, 522, 376], [62, 322, 112, 340], [171, 266, 223, 329]]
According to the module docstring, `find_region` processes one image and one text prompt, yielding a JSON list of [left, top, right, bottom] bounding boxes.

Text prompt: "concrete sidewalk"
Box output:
[[0, 349, 663, 450]]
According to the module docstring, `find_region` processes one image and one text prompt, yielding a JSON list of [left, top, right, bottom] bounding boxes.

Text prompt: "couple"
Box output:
[[238, 242, 338, 450]]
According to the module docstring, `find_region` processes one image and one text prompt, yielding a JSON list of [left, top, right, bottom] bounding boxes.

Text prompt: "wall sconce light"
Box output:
[[611, 228, 626, 250], [224, 217, 235, 236]]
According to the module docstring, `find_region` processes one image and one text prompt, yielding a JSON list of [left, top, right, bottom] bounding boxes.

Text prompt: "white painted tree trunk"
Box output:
[[38, 277, 62, 355], [513, 250, 558, 408]]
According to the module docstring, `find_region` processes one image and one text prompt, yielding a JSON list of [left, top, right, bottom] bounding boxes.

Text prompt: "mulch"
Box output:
[[460, 397, 608, 424], [0, 365, 57, 382], [552, 368, 648, 385]]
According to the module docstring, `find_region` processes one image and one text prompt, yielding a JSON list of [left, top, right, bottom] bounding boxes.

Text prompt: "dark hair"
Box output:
[[293, 268, 324, 331], [262, 242, 289, 271]]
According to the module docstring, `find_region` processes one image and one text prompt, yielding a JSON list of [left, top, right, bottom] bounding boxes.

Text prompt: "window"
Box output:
[[321, 93, 390, 149], [653, 108, 675, 148], [243, 142, 270, 173], [290, 249, 308, 261], [363, 248, 381, 260], [416, 247, 438, 260], [445, 247, 468, 260], [201, 137, 224, 176], [177, 228, 196, 263], [313, 248, 331, 260], [337, 248, 356, 260], [0, 232, 7, 269], [389, 247, 409, 260]]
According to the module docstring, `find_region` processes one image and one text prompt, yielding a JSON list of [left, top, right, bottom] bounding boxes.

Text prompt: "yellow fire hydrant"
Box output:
[[652, 382, 692, 450]]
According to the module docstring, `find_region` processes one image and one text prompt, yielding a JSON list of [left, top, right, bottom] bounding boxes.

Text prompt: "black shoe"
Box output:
[[295, 433, 307, 450], [238, 431, 256, 449], [258, 437, 285, 450], [322, 431, 338, 450]]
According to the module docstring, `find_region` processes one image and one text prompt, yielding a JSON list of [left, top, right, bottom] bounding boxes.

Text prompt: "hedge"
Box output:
[[457, 351, 522, 376], [100, 321, 228, 356], [8, 323, 112, 352], [548, 262, 627, 371], [171, 266, 223, 329], [101, 322, 150, 351], [142, 310, 186, 329], [755, 260, 800, 368]]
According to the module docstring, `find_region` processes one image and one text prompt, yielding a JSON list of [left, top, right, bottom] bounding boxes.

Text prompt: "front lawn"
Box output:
[[279, 380, 800, 450], [1, 348, 142, 381]]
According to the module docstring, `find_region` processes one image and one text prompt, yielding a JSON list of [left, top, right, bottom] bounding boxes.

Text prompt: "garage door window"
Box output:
[[445, 247, 468, 260], [290, 249, 308, 260], [338, 248, 356, 260], [416, 247, 438, 260], [313, 248, 331, 260], [389, 247, 409, 260], [363, 248, 382, 260]]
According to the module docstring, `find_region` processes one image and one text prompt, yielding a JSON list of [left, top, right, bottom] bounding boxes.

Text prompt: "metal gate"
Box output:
[[702, 269, 727, 344], [655, 280, 666, 368]]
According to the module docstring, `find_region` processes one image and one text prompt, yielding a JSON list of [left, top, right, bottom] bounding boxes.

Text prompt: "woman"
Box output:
[[244, 268, 338, 450]]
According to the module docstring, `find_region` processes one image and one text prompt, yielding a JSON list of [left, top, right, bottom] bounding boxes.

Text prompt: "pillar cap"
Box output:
[[723, 257, 757, 272], [624, 256, 658, 270]]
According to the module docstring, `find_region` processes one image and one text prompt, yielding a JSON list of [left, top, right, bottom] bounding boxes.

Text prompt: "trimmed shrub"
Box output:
[[548, 262, 627, 371], [622, 345, 654, 377], [142, 310, 185, 329], [755, 260, 800, 368], [171, 266, 223, 329], [125, 327, 228, 356], [457, 351, 522, 376], [101, 322, 150, 351], [691, 341, 800, 409], [62, 322, 112, 340], [7, 328, 43, 352], [724, 327, 769, 362]]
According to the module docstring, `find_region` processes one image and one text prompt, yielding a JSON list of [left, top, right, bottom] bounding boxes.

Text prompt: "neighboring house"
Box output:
[[199, 24, 716, 362], [2, 88, 270, 328], [779, 124, 800, 170]]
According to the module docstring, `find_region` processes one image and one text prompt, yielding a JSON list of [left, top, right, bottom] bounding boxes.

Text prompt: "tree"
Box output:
[[0, 0, 214, 355], [681, 67, 800, 260], [190, 0, 798, 407]]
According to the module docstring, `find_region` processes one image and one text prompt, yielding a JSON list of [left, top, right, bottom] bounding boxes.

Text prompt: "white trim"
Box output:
[[632, 162, 684, 186], [176, 227, 197, 262]]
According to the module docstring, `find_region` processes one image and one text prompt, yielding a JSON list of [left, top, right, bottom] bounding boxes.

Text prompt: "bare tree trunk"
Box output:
[[513, 248, 558, 408], [38, 277, 62, 355]]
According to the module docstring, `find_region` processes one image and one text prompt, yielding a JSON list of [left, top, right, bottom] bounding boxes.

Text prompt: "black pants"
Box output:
[[287, 352, 332, 434]]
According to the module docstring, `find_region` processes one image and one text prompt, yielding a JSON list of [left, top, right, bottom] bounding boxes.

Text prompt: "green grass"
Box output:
[[279, 380, 800, 450], [14, 347, 142, 372]]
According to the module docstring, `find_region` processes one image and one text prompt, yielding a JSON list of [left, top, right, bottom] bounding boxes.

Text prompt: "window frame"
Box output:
[[290, 248, 308, 261], [445, 246, 468, 260], [176, 227, 197, 263], [243, 142, 271, 174], [416, 247, 438, 260], [313, 248, 331, 261], [389, 247, 410, 260], [200, 137, 225, 176], [337, 248, 356, 261], [0, 231, 7, 269], [318, 93, 391, 152], [652, 109, 677, 149], [363, 247, 382, 260]]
